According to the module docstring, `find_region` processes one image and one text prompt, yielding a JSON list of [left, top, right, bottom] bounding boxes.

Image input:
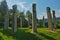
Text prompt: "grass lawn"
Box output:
[[0, 27, 60, 40]]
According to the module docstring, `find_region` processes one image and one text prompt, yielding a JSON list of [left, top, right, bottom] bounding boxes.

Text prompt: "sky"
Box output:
[[0, 0, 60, 19]]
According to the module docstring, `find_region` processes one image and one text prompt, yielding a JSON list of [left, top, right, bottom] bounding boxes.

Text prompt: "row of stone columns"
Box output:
[[12, 3, 37, 33], [28, 4, 56, 33], [2, 0, 56, 33], [46, 7, 56, 31], [3, 3, 37, 33]]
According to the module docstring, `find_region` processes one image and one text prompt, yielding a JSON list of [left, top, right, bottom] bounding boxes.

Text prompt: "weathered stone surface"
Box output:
[[12, 5, 17, 33], [52, 10, 56, 29], [20, 16, 23, 28], [4, 11, 9, 31], [32, 3, 37, 33], [1, 0, 9, 31], [46, 7, 53, 30], [20, 12, 24, 28], [43, 16, 45, 27]]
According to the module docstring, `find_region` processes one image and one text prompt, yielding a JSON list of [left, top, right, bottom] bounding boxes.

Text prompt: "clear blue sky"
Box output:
[[1, 0, 60, 19]]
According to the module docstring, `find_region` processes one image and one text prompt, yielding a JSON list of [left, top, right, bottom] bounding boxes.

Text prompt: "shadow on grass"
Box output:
[[0, 28, 57, 40], [38, 32, 56, 40], [1, 29, 41, 40], [0, 36, 4, 40]]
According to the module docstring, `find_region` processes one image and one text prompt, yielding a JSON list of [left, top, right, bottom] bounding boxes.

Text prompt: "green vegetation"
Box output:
[[0, 0, 60, 40], [0, 27, 60, 40]]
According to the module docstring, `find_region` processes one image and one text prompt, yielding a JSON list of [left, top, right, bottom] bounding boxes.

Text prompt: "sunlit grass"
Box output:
[[0, 27, 60, 40]]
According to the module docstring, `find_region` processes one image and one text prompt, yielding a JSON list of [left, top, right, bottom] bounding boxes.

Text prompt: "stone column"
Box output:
[[43, 16, 45, 27], [52, 10, 56, 29], [1, 0, 9, 31], [12, 5, 17, 33], [27, 14, 31, 28], [20, 12, 24, 28], [32, 3, 37, 33], [4, 11, 9, 31], [28, 16, 30, 28], [20, 16, 23, 28], [46, 7, 53, 30]]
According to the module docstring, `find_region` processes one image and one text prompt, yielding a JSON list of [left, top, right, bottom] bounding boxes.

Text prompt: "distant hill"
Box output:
[[45, 17, 60, 22], [56, 17, 60, 20]]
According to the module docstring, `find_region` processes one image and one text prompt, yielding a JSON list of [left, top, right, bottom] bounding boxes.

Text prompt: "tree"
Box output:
[[26, 10, 32, 28], [37, 19, 43, 27], [1, 0, 9, 31]]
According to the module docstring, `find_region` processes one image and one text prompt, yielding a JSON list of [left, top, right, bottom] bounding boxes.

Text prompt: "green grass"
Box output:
[[0, 27, 60, 40]]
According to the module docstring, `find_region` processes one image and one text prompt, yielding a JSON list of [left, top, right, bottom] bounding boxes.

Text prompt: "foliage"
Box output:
[[56, 20, 60, 28], [20, 12, 28, 27], [26, 10, 32, 26], [37, 19, 43, 27]]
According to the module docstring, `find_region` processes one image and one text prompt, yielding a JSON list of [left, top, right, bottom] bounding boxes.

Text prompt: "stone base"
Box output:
[[47, 28, 57, 33], [31, 31, 38, 34]]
